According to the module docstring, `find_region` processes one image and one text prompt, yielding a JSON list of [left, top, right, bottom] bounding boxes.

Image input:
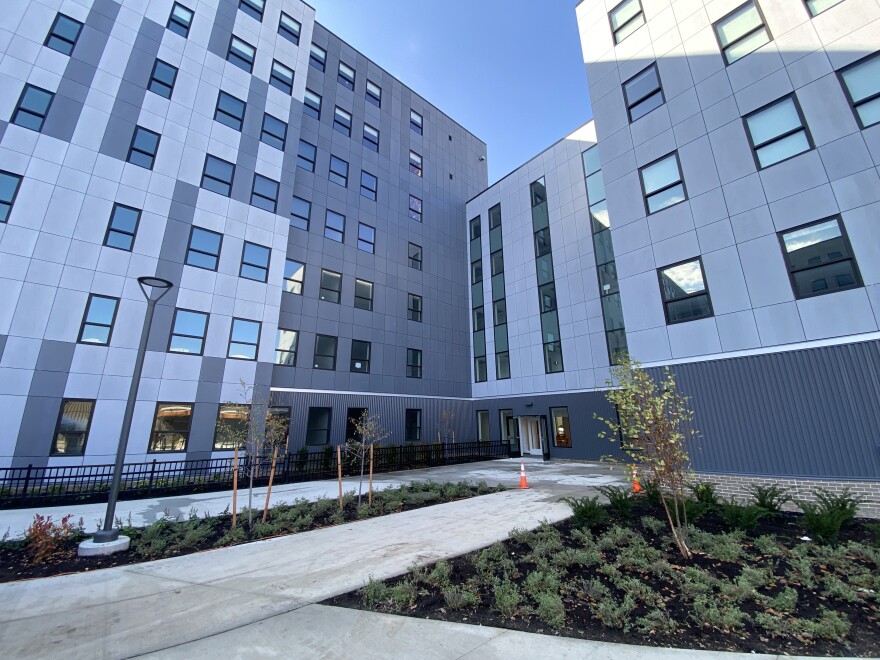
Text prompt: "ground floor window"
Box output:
[[51, 399, 95, 455], [551, 406, 571, 448], [499, 409, 514, 444], [346, 407, 367, 442], [306, 407, 332, 446], [213, 404, 249, 450], [405, 409, 421, 442], [149, 403, 192, 452], [476, 410, 490, 442]]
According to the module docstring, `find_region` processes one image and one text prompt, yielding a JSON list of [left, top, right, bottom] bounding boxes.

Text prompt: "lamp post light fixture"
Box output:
[[79, 276, 173, 557]]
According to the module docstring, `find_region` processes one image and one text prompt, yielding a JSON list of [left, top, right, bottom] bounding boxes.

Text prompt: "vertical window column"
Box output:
[[488, 204, 509, 380], [530, 178, 563, 374], [469, 216, 487, 382]]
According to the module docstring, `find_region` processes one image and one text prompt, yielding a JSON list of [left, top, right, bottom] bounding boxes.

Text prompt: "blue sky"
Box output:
[[308, 0, 591, 184]]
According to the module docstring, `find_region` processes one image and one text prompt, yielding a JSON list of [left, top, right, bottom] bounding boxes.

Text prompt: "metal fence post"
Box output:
[[22, 464, 32, 500], [147, 459, 157, 496]]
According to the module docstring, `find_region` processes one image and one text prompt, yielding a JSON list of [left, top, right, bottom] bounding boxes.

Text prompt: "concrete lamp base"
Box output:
[[78, 535, 131, 557]]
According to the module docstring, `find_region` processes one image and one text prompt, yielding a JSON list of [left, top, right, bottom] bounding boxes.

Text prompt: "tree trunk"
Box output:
[[232, 446, 239, 529], [262, 445, 279, 523], [248, 443, 255, 529], [358, 443, 366, 506]]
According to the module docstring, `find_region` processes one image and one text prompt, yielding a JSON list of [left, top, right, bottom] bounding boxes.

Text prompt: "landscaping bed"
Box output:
[[326, 492, 880, 657], [0, 480, 503, 583]]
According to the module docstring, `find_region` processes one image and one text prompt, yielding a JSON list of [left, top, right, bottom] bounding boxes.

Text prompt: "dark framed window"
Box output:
[[78, 294, 119, 345], [490, 250, 504, 277], [476, 411, 490, 442], [409, 150, 423, 176], [166, 3, 194, 38], [148, 59, 178, 99], [239, 0, 264, 21], [744, 95, 813, 169], [12, 85, 54, 132], [319, 269, 342, 303], [357, 222, 375, 253], [333, 106, 352, 136], [127, 126, 160, 169], [609, 0, 645, 44], [0, 171, 22, 223], [713, 1, 771, 65], [623, 63, 664, 122], [474, 356, 487, 382], [329, 155, 349, 187], [471, 259, 483, 285], [658, 258, 713, 324], [363, 123, 379, 151], [51, 399, 94, 455], [201, 154, 235, 196], [45, 13, 83, 55], [168, 308, 208, 355], [215, 91, 246, 131], [346, 408, 367, 442], [304, 89, 322, 119], [228, 318, 261, 360], [493, 299, 507, 325], [309, 44, 326, 71], [325, 210, 345, 242], [354, 278, 373, 311], [240, 241, 270, 282], [473, 307, 485, 332], [104, 203, 140, 251], [291, 196, 310, 231], [366, 80, 381, 107], [275, 328, 298, 366], [149, 403, 192, 452], [306, 407, 331, 445], [551, 407, 571, 448], [405, 409, 421, 442], [360, 171, 377, 201], [297, 139, 317, 172], [350, 340, 371, 373], [260, 113, 287, 150], [499, 409, 515, 444], [313, 335, 338, 370], [284, 259, 305, 294], [185, 226, 222, 271], [227, 36, 255, 73], [496, 352, 511, 380], [410, 109, 423, 134], [408, 293, 422, 322], [251, 174, 279, 212], [278, 12, 301, 44], [805, 0, 844, 14], [639, 152, 686, 214], [213, 404, 249, 450], [409, 195, 422, 222], [779, 217, 862, 299], [338, 61, 355, 90], [543, 341, 564, 374], [406, 348, 422, 378], [270, 60, 294, 94], [408, 243, 422, 270], [838, 52, 880, 129]]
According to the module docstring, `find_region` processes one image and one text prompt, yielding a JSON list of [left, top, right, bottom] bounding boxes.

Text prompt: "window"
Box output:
[[78, 294, 119, 345], [278, 12, 301, 44], [166, 3, 194, 38], [309, 44, 326, 71], [284, 259, 305, 294], [744, 95, 812, 168], [350, 340, 371, 373], [499, 409, 515, 444], [493, 299, 507, 325], [0, 171, 22, 223], [51, 399, 93, 455], [201, 155, 235, 196], [227, 36, 255, 73], [658, 258, 713, 324], [402, 409, 421, 442], [297, 140, 316, 172], [471, 260, 483, 285], [474, 356, 488, 383], [409, 195, 422, 222], [185, 226, 222, 271], [240, 241, 270, 282], [345, 408, 367, 442], [168, 309, 208, 355], [214, 91, 246, 131], [12, 85, 54, 132], [357, 222, 375, 253], [329, 155, 349, 187], [410, 109, 423, 134], [333, 106, 352, 136], [319, 269, 342, 303], [360, 171, 377, 201], [148, 59, 178, 99], [609, 0, 645, 44], [473, 307, 485, 332], [275, 329, 298, 366], [640, 153, 686, 214], [250, 174, 279, 212], [45, 13, 83, 55], [406, 348, 422, 378], [408, 243, 422, 271], [239, 0, 264, 22], [805, 0, 844, 14], [270, 60, 294, 94], [490, 250, 504, 277], [149, 403, 192, 452], [551, 407, 571, 448], [325, 210, 345, 242], [408, 294, 422, 322], [714, 1, 771, 65], [623, 63, 663, 122], [306, 407, 331, 445], [409, 150, 423, 176], [366, 80, 381, 108], [304, 89, 322, 119], [291, 196, 310, 231], [228, 318, 260, 360], [839, 52, 880, 129], [260, 113, 287, 150], [496, 352, 511, 380], [213, 404, 249, 450], [363, 123, 379, 151], [477, 411, 490, 442], [104, 203, 140, 251], [780, 217, 862, 299], [354, 278, 373, 311], [338, 61, 355, 90], [314, 335, 338, 370], [127, 126, 160, 169]]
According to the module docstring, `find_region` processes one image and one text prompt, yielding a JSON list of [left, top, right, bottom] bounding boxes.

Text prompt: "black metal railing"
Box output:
[[0, 441, 509, 509]]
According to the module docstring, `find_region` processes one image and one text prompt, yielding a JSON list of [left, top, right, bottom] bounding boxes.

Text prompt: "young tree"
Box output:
[[438, 409, 455, 445], [345, 410, 389, 505], [595, 358, 698, 560]]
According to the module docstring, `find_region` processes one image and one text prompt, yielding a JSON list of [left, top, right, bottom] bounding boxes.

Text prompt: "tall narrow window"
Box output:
[[325, 210, 345, 242], [127, 126, 160, 169], [623, 63, 664, 122], [250, 174, 279, 212], [363, 123, 379, 151], [714, 1, 771, 65], [350, 340, 371, 373], [366, 80, 381, 108], [409, 151, 423, 176], [319, 269, 342, 303], [297, 140, 316, 172], [270, 60, 294, 94], [408, 243, 422, 271], [213, 404, 249, 450], [333, 106, 352, 136], [406, 348, 422, 378], [360, 171, 377, 201], [278, 13, 300, 44], [338, 61, 355, 90], [405, 409, 421, 442], [609, 0, 645, 44], [306, 407, 331, 445], [640, 153, 686, 214], [149, 403, 192, 452], [780, 217, 862, 299], [0, 171, 22, 223], [227, 36, 255, 73], [186, 226, 222, 270], [354, 279, 373, 311], [284, 259, 305, 294], [291, 196, 310, 231], [45, 13, 83, 55], [407, 294, 422, 322], [148, 60, 178, 99], [839, 52, 880, 129], [409, 195, 422, 222], [201, 155, 235, 196], [275, 329, 298, 366], [309, 44, 326, 71], [410, 109, 423, 134], [104, 203, 141, 251], [551, 407, 572, 448], [168, 309, 208, 355], [744, 95, 812, 168], [476, 411, 490, 442], [239, 0, 264, 22], [52, 399, 94, 455], [304, 89, 322, 120], [240, 241, 270, 282], [12, 85, 54, 132], [329, 156, 349, 187], [214, 91, 246, 131], [260, 113, 287, 150], [78, 294, 119, 345], [166, 3, 194, 38], [313, 335, 338, 370], [658, 258, 713, 324], [357, 223, 375, 253], [228, 318, 261, 360]]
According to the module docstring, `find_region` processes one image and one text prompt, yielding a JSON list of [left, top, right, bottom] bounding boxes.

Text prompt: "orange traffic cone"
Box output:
[[631, 467, 642, 494], [518, 460, 530, 489]]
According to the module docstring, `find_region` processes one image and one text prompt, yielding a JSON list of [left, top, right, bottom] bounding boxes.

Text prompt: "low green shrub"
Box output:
[[534, 591, 566, 628], [747, 484, 791, 515], [691, 595, 750, 630], [798, 488, 864, 545], [635, 608, 677, 635], [766, 586, 798, 613], [689, 482, 720, 508], [689, 528, 745, 563], [492, 579, 522, 618], [640, 515, 666, 536], [719, 499, 767, 534], [595, 593, 636, 631], [597, 486, 635, 519], [359, 577, 392, 608], [866, 522, 880, 548], [560, 495, 607, 530], [427, 561, 452, 588], [443, 584, 480, 609], [752, 534, 784, 556], [523, 569, 560, 599], [641, 479, 664, 508]]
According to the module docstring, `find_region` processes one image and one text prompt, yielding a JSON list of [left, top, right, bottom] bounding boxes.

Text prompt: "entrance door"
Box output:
[[517, 416, 543, 456]]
